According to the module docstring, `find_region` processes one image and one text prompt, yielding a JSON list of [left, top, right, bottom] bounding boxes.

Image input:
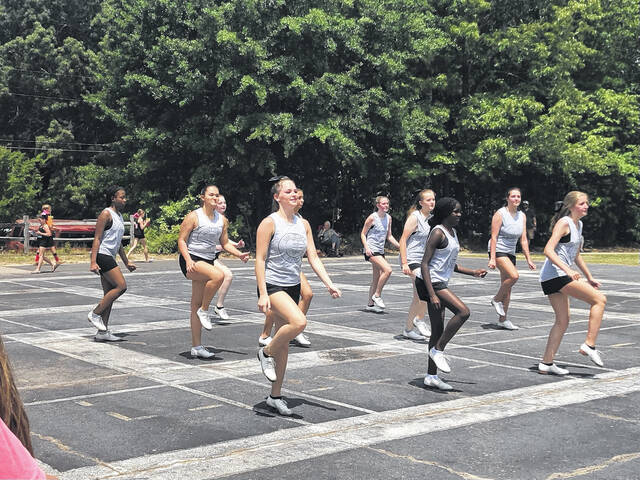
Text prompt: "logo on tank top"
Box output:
[[277, 232, 307, 263]]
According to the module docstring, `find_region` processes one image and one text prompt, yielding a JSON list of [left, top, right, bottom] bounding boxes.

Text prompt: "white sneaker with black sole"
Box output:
[[402, 329, 425, 340], [191, 345, 215, 359], [257, 347, 277, 382], [266, 396, 292, 416], [196, 307, 213, 330], [293, 333, 311, 346], [413, 318, 431, 337], [214, 306, 230, 321], [94, 330, 120, 342], [88, 309, 107, 331], [538, 362, 569, 375], [371, 295, 386, 309], [423, 375, 453, 391]]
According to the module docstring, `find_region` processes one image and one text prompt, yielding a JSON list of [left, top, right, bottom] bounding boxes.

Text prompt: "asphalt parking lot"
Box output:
[[1, 256, 639, 480]]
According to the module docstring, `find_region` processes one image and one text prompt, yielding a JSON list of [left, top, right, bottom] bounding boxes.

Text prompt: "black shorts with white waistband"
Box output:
[[414, 277, 449, 303], [364, 252, 385, 262], [256, 283, 301, 303], [541, 276, 573, 295], [179, 253, 215, 278]]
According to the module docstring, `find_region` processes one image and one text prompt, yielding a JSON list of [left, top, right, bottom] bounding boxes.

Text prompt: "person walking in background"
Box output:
[[1, 333, 56, 479], [126, 209, 151, 262], [417, 198, 487, 391], [255, 177, 341, 416], [522, 200, 537, 250], [34, 204, 64, 268], [31, 213, 55, 274], [360, 195, 400, 313], [259, 187, 314, 347], [487, 187, 536, 330], [178, 185, 249, 359], [398, 189, 436, 340], [538, 191, 606, 375], [88, 186, 137, 342]]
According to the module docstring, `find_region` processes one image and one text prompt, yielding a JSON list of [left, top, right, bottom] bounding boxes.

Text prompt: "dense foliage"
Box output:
[[1, 0, 638, 247]]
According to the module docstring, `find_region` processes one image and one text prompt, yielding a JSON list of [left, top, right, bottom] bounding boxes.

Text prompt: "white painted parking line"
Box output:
[[58, 366, 640, 480]]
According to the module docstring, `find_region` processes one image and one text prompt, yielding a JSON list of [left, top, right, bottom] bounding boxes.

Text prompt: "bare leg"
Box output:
[[94, 268, 128, 329], [189, 280, 206, 347], [561, 281, 606, 347], [126, 238, 138, 259], [494, 257, 519, 321], [433, 289, 471, 350], [367, 262, 381, 304], [406, 275, 426, 331], [369, 255, 392, 297], [140, 238, 149, 262], [426, 302, 446, 375], [186, 262, 224, 312], [542, 292, 570, 364], [299, 271, 313, 315], [213, 260, 233, 307]]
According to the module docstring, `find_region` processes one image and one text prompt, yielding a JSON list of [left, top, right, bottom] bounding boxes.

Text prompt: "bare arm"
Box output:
[[89, 209, 110, 273], [399, 214, 419, 275], [386, 217, 400, 249], [255, 217, 274, 312], [220, 217, 249, 262], [304, 219, 341, 298], [420, 228, 445, 308], [454, 264, 487, 277], [574, 250, 600, 288], [519, 214, 536, 270], [360, 215, 375, 256], [118, 243, 136, 271], [488, 210, 502, 269], [177, 211, 198, 274]]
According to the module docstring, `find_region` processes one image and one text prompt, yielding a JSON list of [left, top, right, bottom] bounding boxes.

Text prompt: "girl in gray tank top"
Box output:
[[399, 189, 436, 340], [177, 185, 249, 360], [537, 191, 606, 376], [88, 187, 137, 341], [416, 198, 487, 391], [487, 188, 536, 330], [255, 177, 341, 416], [360, 196, 400, 312]]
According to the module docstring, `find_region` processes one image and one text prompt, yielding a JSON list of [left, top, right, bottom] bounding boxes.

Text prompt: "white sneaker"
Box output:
[[496, 319, 519, 330], [257, 347, 277, 382], [191, 345, 216, 359], [413, 318, 431, 337], [538, 362, 569, 375], [423, 375, 453, 391], [429, 347, 451, 373], [258, 336, 272, 347], [490, 299, 506, 317], [214, 306, 230, 320], [94, 330, 120, 342], [402, 329, 425, 340], [293, 333, 311, 346], [266, 396, 292, 416], [371, 295, 386, 309], [88, 309, 107, 331], [365, 305, 383, 313], [196, 308, 213, 330], [579, 343, 604, 367]]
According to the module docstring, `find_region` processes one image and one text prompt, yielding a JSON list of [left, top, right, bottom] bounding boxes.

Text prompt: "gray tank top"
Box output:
[[365, 213, 389, 254], [186, 208, 223, 260], [265, 212, 307, 286], [487, 207, 524, 255], [98, 208, 124, 258], [540, 217, 582, 282], [404, 210, 431, 265], [416, 225, 459, 283]]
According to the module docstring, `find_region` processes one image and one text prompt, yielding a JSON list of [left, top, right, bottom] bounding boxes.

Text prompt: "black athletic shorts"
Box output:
[[213, 251, 220, 262], [39, 236, 54, 248], [257, 283, 301, 303], [96, 253, 118, 274], [134, 230, 145, 239], [488, 252, 516, 265], [414, 277, 448, 303], [408, 262, 421, 271], [364, 252, 385, 262], [179, 253, 215, 278], [541, 276, 573, 295]]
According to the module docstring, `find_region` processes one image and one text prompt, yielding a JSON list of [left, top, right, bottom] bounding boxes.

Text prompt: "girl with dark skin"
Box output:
[[418, 198, 487, 391]]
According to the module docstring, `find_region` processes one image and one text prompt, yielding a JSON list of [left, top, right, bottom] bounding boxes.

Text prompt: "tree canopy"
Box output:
[[1, 0, 638, 245]]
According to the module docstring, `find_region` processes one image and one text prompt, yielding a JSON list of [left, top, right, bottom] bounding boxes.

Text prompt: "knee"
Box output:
[[116, 284, 127, 296], [302, 289, 314, 303], [596, 293, 607, 307], [382, 267, 392, 277], [292, 315, 307, 334], [225, 270, 233, 282], [505, 273, 519, 285], [459, 307, 471, 321]]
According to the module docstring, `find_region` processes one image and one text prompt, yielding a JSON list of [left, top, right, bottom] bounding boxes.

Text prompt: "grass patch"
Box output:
[[460, 251, 639, 266]]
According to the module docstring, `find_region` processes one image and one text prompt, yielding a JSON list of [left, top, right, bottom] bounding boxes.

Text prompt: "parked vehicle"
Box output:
[[0, 219, 98, 251]]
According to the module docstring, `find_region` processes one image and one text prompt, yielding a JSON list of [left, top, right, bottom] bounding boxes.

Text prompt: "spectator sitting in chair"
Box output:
[[318, 221, 342, 257]]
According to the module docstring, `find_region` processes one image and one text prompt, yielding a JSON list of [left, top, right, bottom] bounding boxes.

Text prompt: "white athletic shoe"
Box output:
[[365, 305, 383, 313], [266, 396, 292, 416], [258, 336, 272, 347], [94, 330, 120, 342], [402, 329, 425, 340], [423, 375, 453, 391], [429, 347, 451, 373], [191, 345, 216, 359], [88, 309, 107, 332], [496, 319, 519, 330], [214, 306, 230, 320], [579, 343, 604, 367], [257, 347, 277, 382], [413, 318, 431, 337], [196, 308, 213, 330], [490, 299, 506, 317], [293, 333, 311, 346], [371, 295, 386, 309], [538, 362, 569, 375]]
